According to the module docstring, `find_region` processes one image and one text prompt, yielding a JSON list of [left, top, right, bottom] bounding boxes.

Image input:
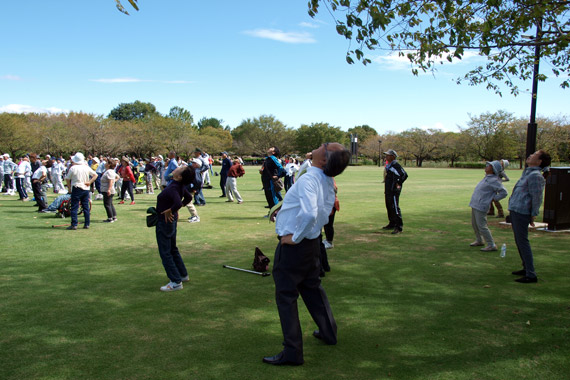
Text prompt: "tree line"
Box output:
[[0, 101, 568, 165]]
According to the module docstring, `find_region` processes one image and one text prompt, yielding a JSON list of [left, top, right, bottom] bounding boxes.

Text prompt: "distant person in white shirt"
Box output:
[[295, 152, 312, 180], [15, 156, 31, 200], [64, 152, 97, 230], [30, 157, 48, 212], [284, 158, 299, 192], [263, 142, 351, 367]]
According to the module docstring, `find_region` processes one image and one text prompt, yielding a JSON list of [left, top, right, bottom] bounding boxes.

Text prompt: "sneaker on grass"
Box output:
[[160, 282, 183, 292], [188, 216, 200, 223], [181, 275, 189, 282]]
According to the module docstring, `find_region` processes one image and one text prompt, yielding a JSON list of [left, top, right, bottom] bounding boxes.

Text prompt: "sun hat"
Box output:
[[72, 152, 85, 164]]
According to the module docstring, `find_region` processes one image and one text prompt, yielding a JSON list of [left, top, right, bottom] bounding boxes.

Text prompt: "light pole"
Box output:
[[378, 140, 382, 167], [525, 20, 542, 163]]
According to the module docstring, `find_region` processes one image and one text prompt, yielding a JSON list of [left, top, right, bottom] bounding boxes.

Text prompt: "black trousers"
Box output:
[[385, 191, 403, 228], [323, 211, 336, 242], [4, 174, 13, 190], [220, 173, 227, 196], [120, 181, 134, 201], [272, 237, 337, 362], [103, 192, 116, 219], [262, 176, 276, 208], [32, 180, 47, 211]]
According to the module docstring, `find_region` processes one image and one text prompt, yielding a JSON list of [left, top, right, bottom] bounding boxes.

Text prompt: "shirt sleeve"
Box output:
[[493, 180, 508, 202]]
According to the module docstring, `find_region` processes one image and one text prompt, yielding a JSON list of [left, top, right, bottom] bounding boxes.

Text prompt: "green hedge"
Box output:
[[453, 162, 487, 169]]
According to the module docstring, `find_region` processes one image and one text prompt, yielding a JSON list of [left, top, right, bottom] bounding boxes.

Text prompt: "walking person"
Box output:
[[508, 150, 551, 283], [64, 152, 98, 230], [219, 151, 232, 198], [155, 165, 195, 292], [263, 142, 351, 366], [100, 159, 120, 223], [30, 158, 48, 212], [118, 157, 136, 205], [3, 154, 17, 195], [469, 161, 508, 251], [15, 156, 31, 201], [225, 158, 245, 203], [381, 149, 408, 234]]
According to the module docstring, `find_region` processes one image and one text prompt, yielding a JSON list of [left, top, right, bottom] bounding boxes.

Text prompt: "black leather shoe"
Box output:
[[262, 352, 303, 366], [313, 330, 323, 340], [382, 224, 394, 230], [391, 227, 402, 234], [511, 269, 526, 276], [515, 276, 538, 283]]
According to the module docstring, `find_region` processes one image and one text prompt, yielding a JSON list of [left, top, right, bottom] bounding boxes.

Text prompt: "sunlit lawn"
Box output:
[[1, 166, 569, 380]]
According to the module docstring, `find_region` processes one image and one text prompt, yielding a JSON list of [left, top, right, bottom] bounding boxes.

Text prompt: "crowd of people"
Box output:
[[2, 143, 554, 366]]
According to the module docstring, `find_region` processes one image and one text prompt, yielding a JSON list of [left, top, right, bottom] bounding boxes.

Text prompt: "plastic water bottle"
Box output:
[[500, 243, 506, 258]]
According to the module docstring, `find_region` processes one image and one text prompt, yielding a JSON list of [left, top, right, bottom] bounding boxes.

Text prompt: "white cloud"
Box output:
[[1, 75, 22, 81], [299, 21, 319, 29], [89, 78, 193, 84], [243, 29, 316, 44], [0, 104, 69, 114], [373, 50, 482, 71]]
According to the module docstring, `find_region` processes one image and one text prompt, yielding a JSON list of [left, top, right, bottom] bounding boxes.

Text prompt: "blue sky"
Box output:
[[1, 0, 568, 134]]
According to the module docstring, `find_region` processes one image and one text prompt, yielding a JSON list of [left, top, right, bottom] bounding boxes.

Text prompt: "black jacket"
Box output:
[[384, 160, 408, 193]]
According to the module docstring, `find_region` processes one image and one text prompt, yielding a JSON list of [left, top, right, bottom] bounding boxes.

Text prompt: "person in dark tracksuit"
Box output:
[[382, 149, 408, 234], [260, 146, 284, 209]]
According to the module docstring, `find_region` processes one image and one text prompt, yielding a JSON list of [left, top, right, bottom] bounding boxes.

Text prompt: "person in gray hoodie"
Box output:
[[469, 161, 508, 252]]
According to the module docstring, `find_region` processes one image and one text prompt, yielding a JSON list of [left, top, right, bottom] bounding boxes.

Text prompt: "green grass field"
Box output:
[[1, 166, 569, 380]]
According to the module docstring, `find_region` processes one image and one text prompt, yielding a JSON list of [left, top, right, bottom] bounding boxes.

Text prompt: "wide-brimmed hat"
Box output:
[[383, 149, 398, 157], [121, 156, 131, 165], [72, 152, 85, 164], [92, 157, 100, 164]]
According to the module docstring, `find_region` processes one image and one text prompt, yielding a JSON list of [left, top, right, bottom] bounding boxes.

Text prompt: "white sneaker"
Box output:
[[188, 216, 200, 223], [323, 240, 334, 249], [160, 282, 183, 292], [181, 275, 189, 282], [95, 194, 103, 200]]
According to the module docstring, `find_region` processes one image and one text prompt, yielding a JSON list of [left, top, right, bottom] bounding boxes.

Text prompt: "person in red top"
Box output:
[[225, 158, 245, 203], [118, 156, 136, 205]]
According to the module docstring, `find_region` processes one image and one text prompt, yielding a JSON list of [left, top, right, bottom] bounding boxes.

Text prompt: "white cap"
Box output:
[[191, 158, 202, 166]]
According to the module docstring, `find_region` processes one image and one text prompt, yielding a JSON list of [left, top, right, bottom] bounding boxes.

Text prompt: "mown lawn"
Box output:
[[1, 166, 569, 380]]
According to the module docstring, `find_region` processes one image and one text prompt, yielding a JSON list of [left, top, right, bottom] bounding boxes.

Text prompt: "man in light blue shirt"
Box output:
[[163, 151, 179, 187], [263, 142, 351, 366]]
